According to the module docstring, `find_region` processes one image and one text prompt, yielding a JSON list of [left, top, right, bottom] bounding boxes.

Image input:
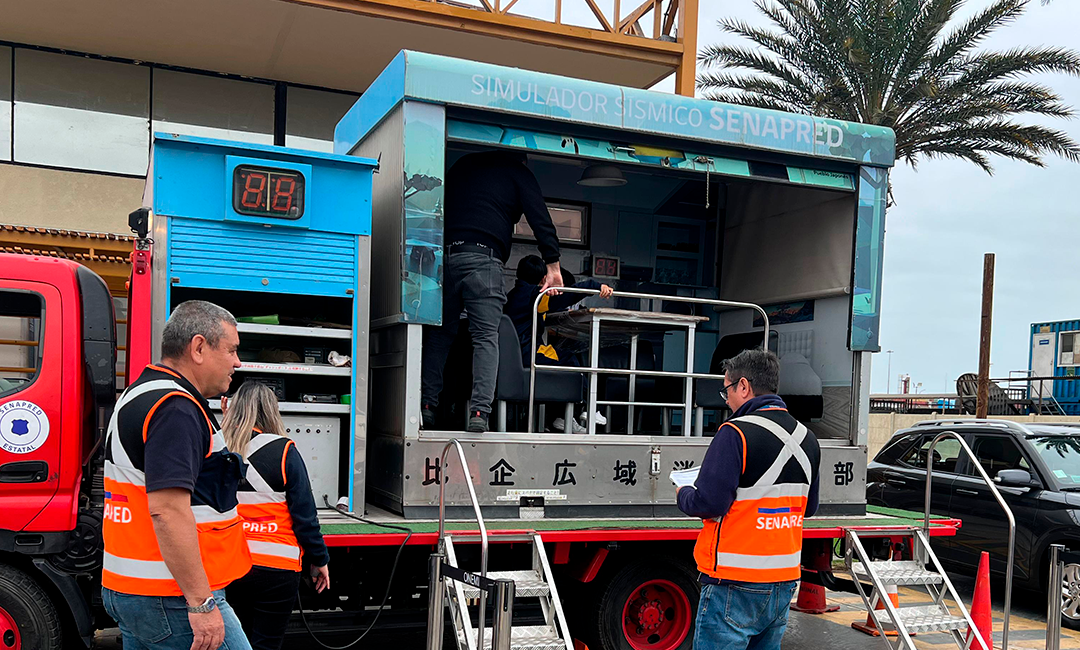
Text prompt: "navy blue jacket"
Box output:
[[677, 394, 820, 521]]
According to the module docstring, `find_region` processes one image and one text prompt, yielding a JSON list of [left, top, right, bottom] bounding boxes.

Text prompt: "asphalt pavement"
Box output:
[[94, 571, 1077, 649], [784, 572, 1079, 650]]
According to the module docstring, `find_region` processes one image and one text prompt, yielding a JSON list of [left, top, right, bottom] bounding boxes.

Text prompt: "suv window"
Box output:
[[0, 291, 44, 399], [965, 435, 1030, 477], [900, 435, 962, 473], [876, 433, 918, 464]]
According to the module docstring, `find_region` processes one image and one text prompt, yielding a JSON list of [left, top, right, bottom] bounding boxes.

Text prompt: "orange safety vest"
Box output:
[[102, 365, 252, 596], [692, 407, 820, 583], [238, 431, 303, 571]]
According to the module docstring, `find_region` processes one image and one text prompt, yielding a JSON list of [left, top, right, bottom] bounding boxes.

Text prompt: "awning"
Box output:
[[0, 224, 133, 295]]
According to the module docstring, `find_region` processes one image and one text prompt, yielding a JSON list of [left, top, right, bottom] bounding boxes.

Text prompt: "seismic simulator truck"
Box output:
[[0, 51, 958, 650]]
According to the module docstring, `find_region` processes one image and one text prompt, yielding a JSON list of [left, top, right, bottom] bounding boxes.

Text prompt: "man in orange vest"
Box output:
[[101, 300, 252, 650], [677, 349, 820, 650]]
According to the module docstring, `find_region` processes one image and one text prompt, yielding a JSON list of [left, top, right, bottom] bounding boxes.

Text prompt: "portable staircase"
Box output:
[[845, 527, 986, 650], [845, 430, 1016, 650], [444, 533, 572, 650], [427, 440, 573, 650]]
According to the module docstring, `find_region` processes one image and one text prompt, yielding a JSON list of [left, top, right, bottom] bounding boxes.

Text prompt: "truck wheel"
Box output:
[[0, 565, 62, 650], [591, 559, 698, 650]]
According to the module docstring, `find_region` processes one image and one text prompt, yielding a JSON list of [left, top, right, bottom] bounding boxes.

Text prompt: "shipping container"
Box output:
[[1029, 319, 1080, 414]]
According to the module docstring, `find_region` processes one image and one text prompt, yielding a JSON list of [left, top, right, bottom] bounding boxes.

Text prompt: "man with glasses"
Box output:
[[676, 349, 821, 650]]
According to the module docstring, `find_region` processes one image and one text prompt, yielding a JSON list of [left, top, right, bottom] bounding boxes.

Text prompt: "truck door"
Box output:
[[0, 281, 63, 531]]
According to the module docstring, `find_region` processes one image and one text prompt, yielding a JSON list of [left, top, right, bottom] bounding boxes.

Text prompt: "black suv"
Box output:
[[867, 420, 1080, 623]]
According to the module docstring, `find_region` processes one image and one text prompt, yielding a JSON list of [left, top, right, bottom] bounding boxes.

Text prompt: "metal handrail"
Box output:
[[527, 286, 770, 433], [438, 439, 490, 650], [845, 530, 918, 644], [923, 431, 1015, 649]]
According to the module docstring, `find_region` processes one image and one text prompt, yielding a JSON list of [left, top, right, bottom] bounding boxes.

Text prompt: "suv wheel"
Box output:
[[1061, 562, 1080, 630]]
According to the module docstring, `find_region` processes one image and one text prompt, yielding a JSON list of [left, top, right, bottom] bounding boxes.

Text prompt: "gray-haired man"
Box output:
[[102, 300, 252, 650]]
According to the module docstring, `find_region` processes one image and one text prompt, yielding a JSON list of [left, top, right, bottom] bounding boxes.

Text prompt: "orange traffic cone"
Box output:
[[967, 551, 993, 650], [853, 583, 903, 637]]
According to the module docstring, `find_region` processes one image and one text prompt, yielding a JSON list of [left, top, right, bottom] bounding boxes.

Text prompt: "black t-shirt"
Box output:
[[444, 151, 561, 264], [144, 398, 210, 494]]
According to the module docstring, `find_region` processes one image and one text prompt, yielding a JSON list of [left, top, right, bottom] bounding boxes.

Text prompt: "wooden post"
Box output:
[[976, 253, 995, 419]]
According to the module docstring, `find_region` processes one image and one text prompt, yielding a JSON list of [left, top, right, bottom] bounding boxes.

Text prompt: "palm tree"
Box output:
[[698, 0, 1080, 172]]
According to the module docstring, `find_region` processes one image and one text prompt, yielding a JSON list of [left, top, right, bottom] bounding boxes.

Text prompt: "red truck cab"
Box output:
[[0, 253, 115, 648]]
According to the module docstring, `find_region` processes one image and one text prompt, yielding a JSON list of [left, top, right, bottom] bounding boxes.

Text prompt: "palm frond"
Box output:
[[698, 0, 1080, 173]]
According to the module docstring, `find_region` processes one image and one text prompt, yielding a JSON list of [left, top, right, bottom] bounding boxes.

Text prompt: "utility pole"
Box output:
[[976, 253, 995, 419], [886, 350, 894, 393]]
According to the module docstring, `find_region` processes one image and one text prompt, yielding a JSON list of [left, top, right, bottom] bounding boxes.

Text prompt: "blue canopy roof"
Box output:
[[336, 50, 895, 168]]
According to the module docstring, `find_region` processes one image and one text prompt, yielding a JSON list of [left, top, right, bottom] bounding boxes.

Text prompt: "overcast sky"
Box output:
[[528, 0, 1079, 393], [654, 0, 1080, 394]]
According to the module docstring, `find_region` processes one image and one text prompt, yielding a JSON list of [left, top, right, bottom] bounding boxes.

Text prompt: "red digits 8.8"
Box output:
[[271, 175, 297, 213], [241, 171, 267, 209]]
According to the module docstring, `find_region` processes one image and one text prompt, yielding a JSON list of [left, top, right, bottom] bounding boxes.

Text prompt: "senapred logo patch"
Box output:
[[0, 400, 50, 454]]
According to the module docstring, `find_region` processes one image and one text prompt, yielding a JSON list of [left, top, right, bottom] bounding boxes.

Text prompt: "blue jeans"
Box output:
[[102, 588, 252, 650], [693, 580, 798, 650]]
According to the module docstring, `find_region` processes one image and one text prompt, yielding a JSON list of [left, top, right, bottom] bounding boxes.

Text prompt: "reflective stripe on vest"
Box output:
[[239, 433, 303, 571], [102, 367, 252, 596], [694, 411, 812, 583]]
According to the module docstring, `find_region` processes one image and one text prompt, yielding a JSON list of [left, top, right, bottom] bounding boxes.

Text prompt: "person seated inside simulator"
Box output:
[[505, 255, 613, 432]]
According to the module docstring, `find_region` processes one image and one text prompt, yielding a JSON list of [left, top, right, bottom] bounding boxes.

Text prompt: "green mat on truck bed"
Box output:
[[319, 505, 945, 536]]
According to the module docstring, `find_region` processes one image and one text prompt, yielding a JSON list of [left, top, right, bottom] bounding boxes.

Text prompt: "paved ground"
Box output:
[[94, 573, 1080, 649], [785, 573, 1080, 650]]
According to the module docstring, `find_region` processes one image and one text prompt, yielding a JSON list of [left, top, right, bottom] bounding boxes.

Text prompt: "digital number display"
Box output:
[[593, 256, 620, 279], [232, 166, 305, 218]]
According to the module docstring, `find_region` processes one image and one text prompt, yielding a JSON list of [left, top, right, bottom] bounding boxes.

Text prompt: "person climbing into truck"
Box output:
[[676, 349, 821, 650], [504, 255, 613, 432], [420, 150, 563, 433], [220, 381, 330, 650], [101, 300, 252, 650]]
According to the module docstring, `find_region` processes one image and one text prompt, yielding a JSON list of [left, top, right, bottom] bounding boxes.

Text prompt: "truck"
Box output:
[[0, 50, 958, 650]]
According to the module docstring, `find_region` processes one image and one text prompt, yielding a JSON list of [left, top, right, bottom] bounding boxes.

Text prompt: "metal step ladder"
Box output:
[[444, 533, 572, 650], [845, 527, 985, 650], [845, 429, 1016, 650], [427, 440, 573, 650]]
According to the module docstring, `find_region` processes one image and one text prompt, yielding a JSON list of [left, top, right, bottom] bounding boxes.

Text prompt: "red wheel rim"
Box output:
[[621, 578, 692, 650], [0, 605, 21, 650]]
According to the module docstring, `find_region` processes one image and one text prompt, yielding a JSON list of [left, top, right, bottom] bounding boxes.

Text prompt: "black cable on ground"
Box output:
[[296, 498, 414, 649]]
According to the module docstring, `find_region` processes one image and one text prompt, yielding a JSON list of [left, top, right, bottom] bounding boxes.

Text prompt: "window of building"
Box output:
[[1060, 332, 1078, 366], [514, 202, 588, 246], [285, 87, 358, 153], [0, 291, 43, 399], [900, 435, 962, 473], [152, 70, 274, 145], [0, 46, 11, 162], [965, 435, 1030, 477], [13, 49, 150, 174]]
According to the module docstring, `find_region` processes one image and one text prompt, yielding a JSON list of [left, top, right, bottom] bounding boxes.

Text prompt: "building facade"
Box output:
[[0, 0, 698, 386]]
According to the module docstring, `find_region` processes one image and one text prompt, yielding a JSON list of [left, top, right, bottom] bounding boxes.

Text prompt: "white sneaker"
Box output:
[[580, 410, 608, 426], [553, 417, 587, 433]]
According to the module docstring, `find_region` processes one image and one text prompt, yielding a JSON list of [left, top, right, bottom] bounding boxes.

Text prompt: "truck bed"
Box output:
[[318, 505, 958, 547]]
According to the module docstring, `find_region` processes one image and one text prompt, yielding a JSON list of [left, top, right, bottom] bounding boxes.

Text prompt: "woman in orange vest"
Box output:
[[220, 382, 330, 650]]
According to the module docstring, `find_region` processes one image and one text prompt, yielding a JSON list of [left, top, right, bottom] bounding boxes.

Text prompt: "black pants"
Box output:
[[420, 251, 508, 414], [225, 566, 301, 650]]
